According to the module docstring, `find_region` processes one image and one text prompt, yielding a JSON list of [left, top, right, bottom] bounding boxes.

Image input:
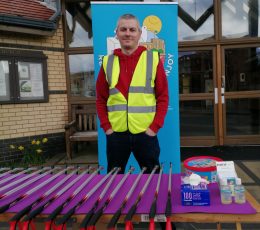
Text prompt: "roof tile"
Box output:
[[0, 0, 55, 21]]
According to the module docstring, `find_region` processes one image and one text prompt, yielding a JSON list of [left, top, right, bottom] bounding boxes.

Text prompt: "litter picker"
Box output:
[[107, 167, 147, 230], [81, 167, 134, 230], [42, 166, 103, 230], [148, 164, 163, 230], [54, 167, 119, 230], [9, 166, 84, 230], [0, 166, 72, 214], [165, 162, 173, 230], [0, 167, 54, 198], [124, 165, 159, 230], [0, 167, 31, 182]]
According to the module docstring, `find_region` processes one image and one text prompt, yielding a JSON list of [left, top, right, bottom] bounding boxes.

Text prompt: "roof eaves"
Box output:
[[0, 14, 57, 31]]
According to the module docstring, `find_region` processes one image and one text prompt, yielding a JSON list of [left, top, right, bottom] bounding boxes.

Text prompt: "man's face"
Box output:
[[116, 18, 141, 52]]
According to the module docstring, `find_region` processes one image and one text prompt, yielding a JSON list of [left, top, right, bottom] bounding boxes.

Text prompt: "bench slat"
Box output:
[[70, 131, 98, 142], [78, 114, 82, 131], [83, 114, 87, 131], [89, 115, 93, 130], [65, 104, 98, 159]]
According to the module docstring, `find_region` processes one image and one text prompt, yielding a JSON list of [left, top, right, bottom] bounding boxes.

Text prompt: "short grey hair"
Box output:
[[116, 14, 141, 31]]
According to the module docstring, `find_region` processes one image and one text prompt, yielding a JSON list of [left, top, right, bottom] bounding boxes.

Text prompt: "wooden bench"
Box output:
[[65, 104, 98, 159]]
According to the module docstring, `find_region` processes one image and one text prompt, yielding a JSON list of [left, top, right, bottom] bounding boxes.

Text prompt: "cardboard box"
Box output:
[[216, 161, 238, 196], [181, 181, 210, 206]]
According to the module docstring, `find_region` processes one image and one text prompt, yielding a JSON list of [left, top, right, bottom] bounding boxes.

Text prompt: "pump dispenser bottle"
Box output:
[[220, 179, 232, 204], [234, 178, 246, 204]]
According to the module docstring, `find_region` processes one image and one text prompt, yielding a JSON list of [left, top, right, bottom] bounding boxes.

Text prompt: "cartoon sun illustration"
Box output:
[[143, 15, 162, 34]]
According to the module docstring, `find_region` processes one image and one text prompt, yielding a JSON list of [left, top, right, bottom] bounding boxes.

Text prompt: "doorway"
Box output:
[[179, 48, 218, 146], [179, 46, 260, 146], [222, 45, 260, 145]]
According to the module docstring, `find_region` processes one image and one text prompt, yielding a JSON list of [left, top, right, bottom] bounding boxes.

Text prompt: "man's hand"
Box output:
[[145, 128, 156, 136], [106, 129, 114, 135]]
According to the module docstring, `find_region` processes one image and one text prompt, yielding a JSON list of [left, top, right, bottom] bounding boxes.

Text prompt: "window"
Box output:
[[222, 0, 260, 38], [178, 0, 214, 41], [69, 54, 95, 97], [225, 47, 260, 92], [65, 1, 95, 101], [179, 50, 213, 94], [65, 2, 93, 48], [0, 49, 48, 104]]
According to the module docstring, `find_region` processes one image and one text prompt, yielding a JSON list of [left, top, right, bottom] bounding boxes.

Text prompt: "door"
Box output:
[[179, 46, 260, 146], [179, 48, 219, 146], [222, 45, 260, 145]]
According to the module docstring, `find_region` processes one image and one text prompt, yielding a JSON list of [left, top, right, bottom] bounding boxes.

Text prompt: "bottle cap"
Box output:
[[236, 178, 242, 185], [221, 178, 227, 186]]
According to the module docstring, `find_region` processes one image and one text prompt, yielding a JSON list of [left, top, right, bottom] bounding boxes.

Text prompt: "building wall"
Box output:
[[0, 20, 68, 163]]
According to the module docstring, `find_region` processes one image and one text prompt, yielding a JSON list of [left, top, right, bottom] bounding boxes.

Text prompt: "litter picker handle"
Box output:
[[107, 208, 122, 229], [10, 206, 32, 221], [149, 199, 157, 219], [79, 208, 95, 228], [55, 206, 76, 226], [46, 205, 63, 221], [87, 208, 103, 226], [165, 196, 172, 217], [124, 205, 137, 221], [25, 205, 45, 221]]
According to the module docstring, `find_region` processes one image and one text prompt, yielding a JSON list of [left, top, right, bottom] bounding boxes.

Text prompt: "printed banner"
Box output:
[[91, 2, 180, 174]]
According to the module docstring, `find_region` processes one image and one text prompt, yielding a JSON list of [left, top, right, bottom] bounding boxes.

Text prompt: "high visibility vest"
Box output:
[[103, 50, 159, 134]]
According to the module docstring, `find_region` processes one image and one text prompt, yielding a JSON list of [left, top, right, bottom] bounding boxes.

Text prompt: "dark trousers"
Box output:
[[106, 131, 160, 173]]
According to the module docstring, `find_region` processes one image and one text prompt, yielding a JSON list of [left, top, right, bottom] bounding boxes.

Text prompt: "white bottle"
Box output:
[[220, 179, 232, 204], [234, 178, 246, 204]]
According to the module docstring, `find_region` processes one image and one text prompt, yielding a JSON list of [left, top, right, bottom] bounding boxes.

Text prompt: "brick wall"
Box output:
[[0, 20, 68, 163], [0, 94, 68, 139]]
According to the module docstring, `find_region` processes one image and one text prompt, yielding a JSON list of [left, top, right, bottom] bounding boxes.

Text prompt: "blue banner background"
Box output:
[[91, 2, 180, 174]]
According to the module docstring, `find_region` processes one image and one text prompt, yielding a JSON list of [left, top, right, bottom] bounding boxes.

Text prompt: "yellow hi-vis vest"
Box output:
[[102, 50, 159, 134]]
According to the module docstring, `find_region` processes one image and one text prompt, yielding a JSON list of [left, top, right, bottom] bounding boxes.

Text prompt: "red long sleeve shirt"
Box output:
[[96, 46, 169, 133]]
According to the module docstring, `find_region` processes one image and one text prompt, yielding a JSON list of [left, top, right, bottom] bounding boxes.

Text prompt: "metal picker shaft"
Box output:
[[107, 167, 147, 229], [45, 166, 103, 223], [0, 167, 33, 185], [81, 166, 122, 226], [22, 166, 74, 197], [24, 167, 92, 222], [0, 167, 51, 195], [125, 165, 159, 222], [20, 167, 96, 230], [21, 167, 93, 230], [0, 167, 9, 171], [55, 167, 118, 227], [81, 167, 134, 229], [0, 167, 25, 177], [165, 163, 173, 230], [149, 164, 163, 219], [165, 163, 172, 217], [10, 167, 81, 223], [0, 166, 72, 214]]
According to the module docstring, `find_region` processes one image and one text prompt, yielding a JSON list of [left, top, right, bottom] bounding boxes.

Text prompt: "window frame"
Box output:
[[0, 49, 48, 104], [63, 0, 95, 105]]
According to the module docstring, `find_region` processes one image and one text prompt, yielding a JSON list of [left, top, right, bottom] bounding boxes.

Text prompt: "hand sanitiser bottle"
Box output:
[[220, 179, 232, 204], [234, 178, 246, 204]]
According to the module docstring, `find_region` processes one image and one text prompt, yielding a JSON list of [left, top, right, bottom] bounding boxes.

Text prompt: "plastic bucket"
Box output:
[[183, 156, 223, 183]]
